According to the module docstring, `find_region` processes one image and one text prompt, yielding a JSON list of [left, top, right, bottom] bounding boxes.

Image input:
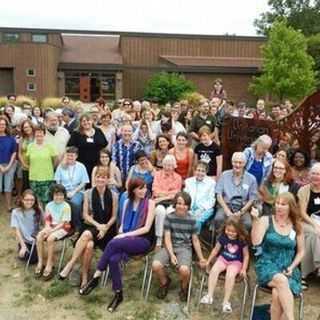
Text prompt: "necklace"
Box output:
[[275, 216, 290, 228]]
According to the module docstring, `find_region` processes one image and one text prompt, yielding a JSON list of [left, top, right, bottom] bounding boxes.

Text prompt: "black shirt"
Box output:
[[189, 114, 216, 134], [194, 142, 222, 176], [307, 190, 320, 216]]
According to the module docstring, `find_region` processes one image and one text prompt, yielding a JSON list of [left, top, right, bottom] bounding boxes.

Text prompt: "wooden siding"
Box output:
[[120, 36, 264, 66], [0, 42, 61, 98]]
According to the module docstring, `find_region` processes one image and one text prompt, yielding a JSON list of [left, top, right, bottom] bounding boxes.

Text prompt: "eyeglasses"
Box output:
[[124, 103, 131, 106], [274, 166, 286, 171], [23, 198, 35, 202]]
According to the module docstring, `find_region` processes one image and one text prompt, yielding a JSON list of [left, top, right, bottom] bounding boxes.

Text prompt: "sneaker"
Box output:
[[222, 302, 232, 313], [200, 294, 213, 304], [156, 277, 171, 299]]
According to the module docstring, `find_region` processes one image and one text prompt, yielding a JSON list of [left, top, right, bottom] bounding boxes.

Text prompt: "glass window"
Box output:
[[65, 77, 80, 95], [3, 33, 20, 43], [26, 68, 36, 77], [26, 83, 36, 92], [32, 34, 47, 43]]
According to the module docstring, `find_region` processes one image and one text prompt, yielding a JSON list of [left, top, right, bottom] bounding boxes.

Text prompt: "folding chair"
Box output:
[[100, 253, 151, 299], [24, 233, 73, 275], [197, 270, 249, 320], [144, 262, 194, 312], [248, 284, 304, 320]]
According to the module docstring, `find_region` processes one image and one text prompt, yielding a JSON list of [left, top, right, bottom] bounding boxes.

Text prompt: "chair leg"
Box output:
[[299, 293, 304, 320], [57, 239, 67, 274], [144, 267, 153, 302], [240, 278, 248, 320], [186, 266, 193, 312], [24, 240, 36, 273], [141, 255, 149, 298], [197, 272, 207, 310], [102, 267, 110, 287], [248, 284, 258, 320]]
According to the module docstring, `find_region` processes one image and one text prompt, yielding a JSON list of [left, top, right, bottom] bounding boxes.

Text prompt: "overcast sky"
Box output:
[[1, 0, 269, 36]]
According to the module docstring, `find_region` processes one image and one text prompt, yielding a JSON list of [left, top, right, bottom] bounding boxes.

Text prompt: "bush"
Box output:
[[41, 97, 65, 110], [0, 95, 37, 108], [181, 91, 205, 107], [144, 72, 196, 105]]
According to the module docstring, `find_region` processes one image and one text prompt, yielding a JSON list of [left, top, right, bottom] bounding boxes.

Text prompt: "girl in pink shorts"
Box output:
[[200, 217, 249, 313]]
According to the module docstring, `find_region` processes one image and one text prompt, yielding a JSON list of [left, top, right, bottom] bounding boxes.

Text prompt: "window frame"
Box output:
[[26, 68, 36, 77], [3, 33, 20, 43], [31, 33, 48, 43], [26, 82, 37, 92]]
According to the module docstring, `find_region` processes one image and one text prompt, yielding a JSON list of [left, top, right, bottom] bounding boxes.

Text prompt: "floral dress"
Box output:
[[255, 216, 301, 295]]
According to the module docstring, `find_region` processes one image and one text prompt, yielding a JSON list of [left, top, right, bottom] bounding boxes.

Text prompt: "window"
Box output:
[[26, 68, 36, 77], [3, 33, 20, 43], [32, 34, 47, 43], [26, 83, 36, 92]]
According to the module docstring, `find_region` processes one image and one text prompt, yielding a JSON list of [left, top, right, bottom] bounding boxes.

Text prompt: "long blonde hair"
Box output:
[[275, 192, 302, 235]]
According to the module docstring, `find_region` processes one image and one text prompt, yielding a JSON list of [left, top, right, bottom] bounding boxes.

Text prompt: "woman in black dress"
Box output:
[[68, 113, 108, 185], [58, 167, 117, 288]]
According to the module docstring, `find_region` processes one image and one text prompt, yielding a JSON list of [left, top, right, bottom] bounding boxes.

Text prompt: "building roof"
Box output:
[[160, 55, 263, 69], [0, 27, 266, 41], [60, 35, 123, 66]]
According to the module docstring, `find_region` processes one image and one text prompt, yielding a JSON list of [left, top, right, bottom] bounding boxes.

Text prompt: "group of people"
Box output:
[[1, 87, 320, 318]]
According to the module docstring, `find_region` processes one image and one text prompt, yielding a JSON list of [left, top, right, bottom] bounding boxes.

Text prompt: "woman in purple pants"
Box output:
[[80, 178, 155, 312]]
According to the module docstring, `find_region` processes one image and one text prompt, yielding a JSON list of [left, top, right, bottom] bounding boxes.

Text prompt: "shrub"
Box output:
[[144, 72, 196, 105], [181, 91, 205, 107]]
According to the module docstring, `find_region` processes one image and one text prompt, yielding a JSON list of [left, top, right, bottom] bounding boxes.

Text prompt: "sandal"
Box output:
[[42, 267, 55, 281], [34, 265, 44, 279]]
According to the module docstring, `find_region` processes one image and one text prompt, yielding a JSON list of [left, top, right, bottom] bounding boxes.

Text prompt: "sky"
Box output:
[[1, 0, 270, 36]]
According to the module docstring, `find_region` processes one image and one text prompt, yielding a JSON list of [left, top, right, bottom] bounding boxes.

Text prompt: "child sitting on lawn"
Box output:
[[152, 191, 206, 301], [35, 184, 72, 280]]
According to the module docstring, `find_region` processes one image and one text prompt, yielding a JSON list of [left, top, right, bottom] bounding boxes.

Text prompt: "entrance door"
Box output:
[[79, 76, 90, 102], [0, 68, 14, 95]]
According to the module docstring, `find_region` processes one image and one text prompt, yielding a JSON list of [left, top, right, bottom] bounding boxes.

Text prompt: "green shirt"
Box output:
[[26, 143, 57, 181]]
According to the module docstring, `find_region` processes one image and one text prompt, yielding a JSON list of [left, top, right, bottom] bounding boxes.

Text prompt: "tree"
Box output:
[[144, 72, 196, 105], [307, 33, 320, 85], [250, 21, 316, 101], [255, 0, 320, 36]]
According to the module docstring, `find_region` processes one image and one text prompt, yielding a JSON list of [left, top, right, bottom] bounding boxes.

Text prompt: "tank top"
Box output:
[[174, 148, 190, 180]]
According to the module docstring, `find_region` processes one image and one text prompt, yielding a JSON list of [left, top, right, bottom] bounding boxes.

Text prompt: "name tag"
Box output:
[[289, 229, 296, 241], [314, 197, 320, 205], [86, 137, 94, 143], [242, 184, 249, 190]]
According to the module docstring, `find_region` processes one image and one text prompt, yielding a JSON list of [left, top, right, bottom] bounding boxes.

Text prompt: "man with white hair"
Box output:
[[214, 152, 258, 230], [243, 134, 273, 186], [44, 111, 70, 158], [152, 154, 183, 247], [112, 124, 142, 184]]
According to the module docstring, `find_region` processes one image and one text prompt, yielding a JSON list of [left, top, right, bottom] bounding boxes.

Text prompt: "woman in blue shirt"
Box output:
[[0, 115, 17, 211]]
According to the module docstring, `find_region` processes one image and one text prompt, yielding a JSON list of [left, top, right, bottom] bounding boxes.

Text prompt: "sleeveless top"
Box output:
[[174, 148, 191, 180]]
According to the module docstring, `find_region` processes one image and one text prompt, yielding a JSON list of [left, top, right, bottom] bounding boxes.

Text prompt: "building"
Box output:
[[0, 27, 265, 103]]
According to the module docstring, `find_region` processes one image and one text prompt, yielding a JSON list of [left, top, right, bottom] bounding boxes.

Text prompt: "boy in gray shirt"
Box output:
[[152, 191, 206, 301]]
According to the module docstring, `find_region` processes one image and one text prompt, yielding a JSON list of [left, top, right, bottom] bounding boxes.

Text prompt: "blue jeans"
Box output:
[[69, 192, 84, 231]]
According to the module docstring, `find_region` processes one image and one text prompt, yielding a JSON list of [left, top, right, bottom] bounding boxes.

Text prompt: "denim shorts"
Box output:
[[0, 161, 17, 192]]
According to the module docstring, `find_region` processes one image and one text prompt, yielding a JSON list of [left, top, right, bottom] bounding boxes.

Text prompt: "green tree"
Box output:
[[144, 72, 196, 105], [307, 33, 320, 85], [255, 0, 320, 36], [250, 21, 316, 101]]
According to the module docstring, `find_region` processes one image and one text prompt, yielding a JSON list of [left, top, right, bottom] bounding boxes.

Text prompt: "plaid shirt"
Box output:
[[112, 139, 142, 181]]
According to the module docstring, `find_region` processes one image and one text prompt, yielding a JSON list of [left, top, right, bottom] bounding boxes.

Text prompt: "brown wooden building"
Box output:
[[0, 27, 265, 103]]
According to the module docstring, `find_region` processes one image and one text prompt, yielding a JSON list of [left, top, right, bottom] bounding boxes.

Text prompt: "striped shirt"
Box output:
[[164, 212, 197, 249]]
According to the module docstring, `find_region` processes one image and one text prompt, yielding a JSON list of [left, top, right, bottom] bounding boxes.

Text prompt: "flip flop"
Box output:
[[34, 266, 44, 279], [43, 267, 55, 281]]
